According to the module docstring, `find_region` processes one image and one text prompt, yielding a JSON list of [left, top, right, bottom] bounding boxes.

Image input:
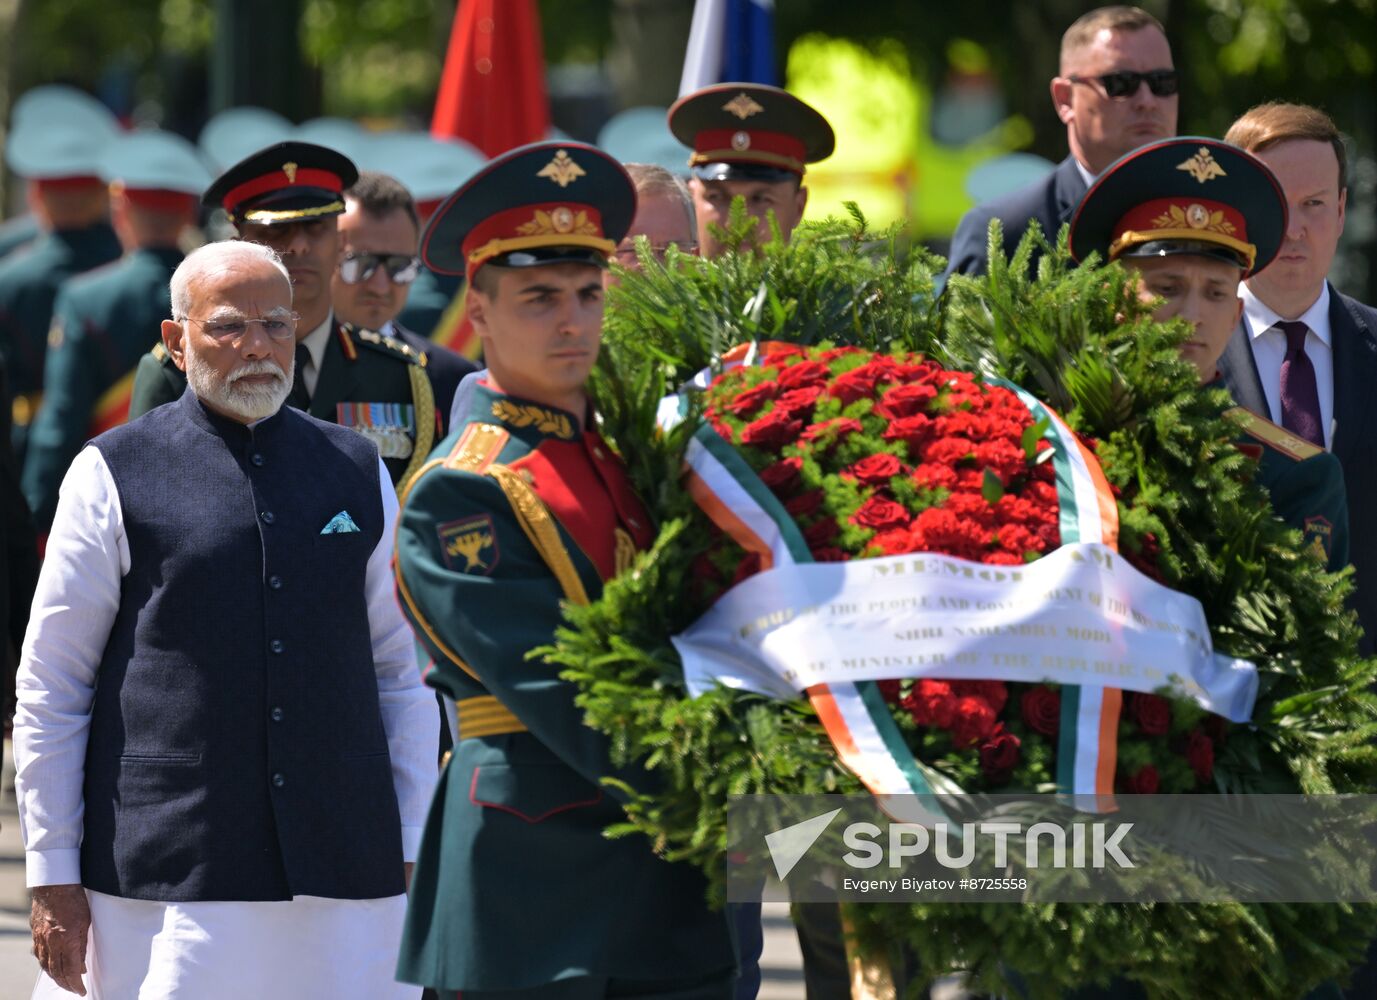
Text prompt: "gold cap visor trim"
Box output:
[[1109, 227, 1256, 272], [466, 233, 615, 268]]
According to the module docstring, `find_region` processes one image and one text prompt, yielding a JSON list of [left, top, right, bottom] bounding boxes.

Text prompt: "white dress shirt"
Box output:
[[14, 437, 436, 998], [297, 312, 335, 397], [1240, 282, 1335, 449]]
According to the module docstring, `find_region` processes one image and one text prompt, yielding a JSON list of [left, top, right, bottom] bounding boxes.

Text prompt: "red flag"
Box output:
[[431, 0, 551, 158]]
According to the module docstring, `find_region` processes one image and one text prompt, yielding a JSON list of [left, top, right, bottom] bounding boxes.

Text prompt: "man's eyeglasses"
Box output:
[[1068, 69, 1179, 99], [182, 313, 299, 342], [338, 252, 423, 285], [613, 241, 700, 263]]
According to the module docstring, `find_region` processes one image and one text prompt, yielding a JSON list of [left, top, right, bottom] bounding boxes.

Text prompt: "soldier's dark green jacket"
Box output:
[[0, 222, 121, 450], [22, 246, 183, 530], [1225, 404, 1350, 572], [393, 382, 736, 992], [127, 318, 437, 488]]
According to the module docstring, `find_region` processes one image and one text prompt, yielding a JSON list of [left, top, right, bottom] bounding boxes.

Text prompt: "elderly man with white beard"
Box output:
[[13, 239, 436, 999]]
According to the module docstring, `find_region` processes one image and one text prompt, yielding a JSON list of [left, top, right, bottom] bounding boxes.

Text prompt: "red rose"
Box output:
[[853, 496, 910, 532], [1187, 729, 1215, 784], [881, 414, 935, 452], [758, 456, 803, 495], [830, 369, 881, 405], [911, 507, 987, 557], [876, 679, 902, 702], [1130, 693, 1171, 736], [760, 344, 807, 367], [877, 382, 939, 418], [777, 360, 831, 389], [1020, 686, 1060, 736], [904, 679, 956, 728], [979, 726, 1022, 779], [784, 489, 825, 518], [731, 551, 762, 587], [801, 417, 863, 444], [810, 546, 849, 562], [952, 680, 1008, 714], [741, 408, 803, 450], [912, 463, 958, 489], [802, 517, 840, 547], [950, 695, 998, 748], [725, 382, 778, 418], [776, 385, 825, 417], [845, 453, 903, 486], [1123, 765, 1160, 794], [709, 417, 735, 443], [975, 439, 1030, 484]]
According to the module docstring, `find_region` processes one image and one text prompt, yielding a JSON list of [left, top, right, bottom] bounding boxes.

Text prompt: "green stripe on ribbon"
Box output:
[[695, 423, 813, 563]]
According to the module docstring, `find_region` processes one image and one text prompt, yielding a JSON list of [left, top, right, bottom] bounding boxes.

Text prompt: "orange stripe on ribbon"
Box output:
[[684, 468, 775, 570], [1095, 688, 1122, 796]]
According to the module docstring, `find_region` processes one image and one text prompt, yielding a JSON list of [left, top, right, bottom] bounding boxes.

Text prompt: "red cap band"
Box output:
[[122, 189, 199, 213], [221, 167, 344, 214], [1111, 197, 1249, 252], [691, 128, 807, 172], [460, 201, 609, 281]]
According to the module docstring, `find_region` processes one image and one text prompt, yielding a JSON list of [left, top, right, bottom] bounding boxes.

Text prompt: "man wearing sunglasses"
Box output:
[[945, 5, 1178, 278], [335, 171, 477, 429], [127, 143, 438, 490]]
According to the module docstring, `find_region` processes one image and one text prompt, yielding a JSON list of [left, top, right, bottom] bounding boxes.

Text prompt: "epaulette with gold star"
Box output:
[[346, 323, 426, 366]]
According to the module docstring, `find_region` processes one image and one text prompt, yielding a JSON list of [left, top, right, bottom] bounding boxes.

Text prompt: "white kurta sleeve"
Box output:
[[14, 446, 129, 887], [366, 458, 438, 860]]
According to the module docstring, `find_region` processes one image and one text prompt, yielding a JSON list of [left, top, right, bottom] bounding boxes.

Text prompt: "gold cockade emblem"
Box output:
[[1176, 147, 1226, 184], [282, 162, 298, 183], [515, 207, 600, 238], [536, 149, 587, 188], [722, 92, 765, 120], [1150, 202, 1237, 235]]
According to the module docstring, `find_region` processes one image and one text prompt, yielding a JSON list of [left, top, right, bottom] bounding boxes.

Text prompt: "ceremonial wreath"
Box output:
[[543, 212, 1377, 998]]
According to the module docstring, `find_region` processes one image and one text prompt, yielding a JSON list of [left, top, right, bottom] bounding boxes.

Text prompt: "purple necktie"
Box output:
[[1277, 320, 1324, 447]]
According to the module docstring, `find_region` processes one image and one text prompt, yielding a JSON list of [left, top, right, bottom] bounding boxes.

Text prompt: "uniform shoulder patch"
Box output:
[[437, 513, 499, 574], [1224, 406, 1323, 462], [351, 324, 423, 365], [151, 341, 172, 365], [446, 422, 510, 473]]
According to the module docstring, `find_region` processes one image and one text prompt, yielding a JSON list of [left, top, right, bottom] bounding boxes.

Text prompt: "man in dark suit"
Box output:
[[945, 5, 1178, 277], [334, 170, 478, 429], [1218, 104, 1377, 659]]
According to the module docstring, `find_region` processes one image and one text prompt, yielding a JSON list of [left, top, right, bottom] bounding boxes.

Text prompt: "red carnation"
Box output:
[[951, 695, 998, 748], [741, 408, 803, 450], [1130, 693, 1171, 736], [904, 679, 957, 728], [982, 551, 1024, 566], [802, 517, 840, 547], [776, 385, 825, 417], [870, 527, 916, 556], [853, 496, 910, 532], [758, 456, 803, 495], [784, 489, 825, 518], [912, 507, 987, 556], [1187, 729, 1215, 784], [1124, 765, 1160, 794], [760, 344, 806, 367], [945, 491, 997, 527], [975, 439, 1031, 484], [882, 414, 935, 452], [777, 360, 832, 389], [725, 382, 778, 418], [845, 453, 903, 486], [877, 382, 939, 418], [912, 463, 958, 489], [926, 437, 976, 465], [979, 726, 1022, 780], [1020, 686, 1060, 736], [952, 680, 1008, 714]]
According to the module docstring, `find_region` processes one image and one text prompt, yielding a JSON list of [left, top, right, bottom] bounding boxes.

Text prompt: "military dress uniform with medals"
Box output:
[[1068, 137, 1350, 575], [392, 141, 737, 997], [125, 141, 436, 489]]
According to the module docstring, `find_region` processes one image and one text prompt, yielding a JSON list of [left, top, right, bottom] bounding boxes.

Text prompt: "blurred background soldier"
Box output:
[[21, 130, 209, 534]]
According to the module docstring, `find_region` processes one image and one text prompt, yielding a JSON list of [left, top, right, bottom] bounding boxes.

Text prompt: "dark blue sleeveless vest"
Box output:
[[80, 389, 404, 902]]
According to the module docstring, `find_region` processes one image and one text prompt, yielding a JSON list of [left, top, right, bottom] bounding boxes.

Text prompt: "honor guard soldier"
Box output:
[[21, 130, 210, 533], [668, 82, 834, 258], [1069, 137, 1350, 571], [127, 141, 436, 489], [392, 141, 737, 998], [0, 99, 122, 459]]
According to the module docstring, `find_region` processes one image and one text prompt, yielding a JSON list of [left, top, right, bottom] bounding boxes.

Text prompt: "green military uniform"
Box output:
[[395, 383, 736, 995], [127, 316, 436, 489], [23, 247, 183, 529], [1227, 403, 1350, 572], [393, 140, 736, 996], [0, 225, 122, 439]]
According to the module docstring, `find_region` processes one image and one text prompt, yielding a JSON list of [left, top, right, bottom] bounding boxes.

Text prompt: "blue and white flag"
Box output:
[[679, 0, 777, 96]]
